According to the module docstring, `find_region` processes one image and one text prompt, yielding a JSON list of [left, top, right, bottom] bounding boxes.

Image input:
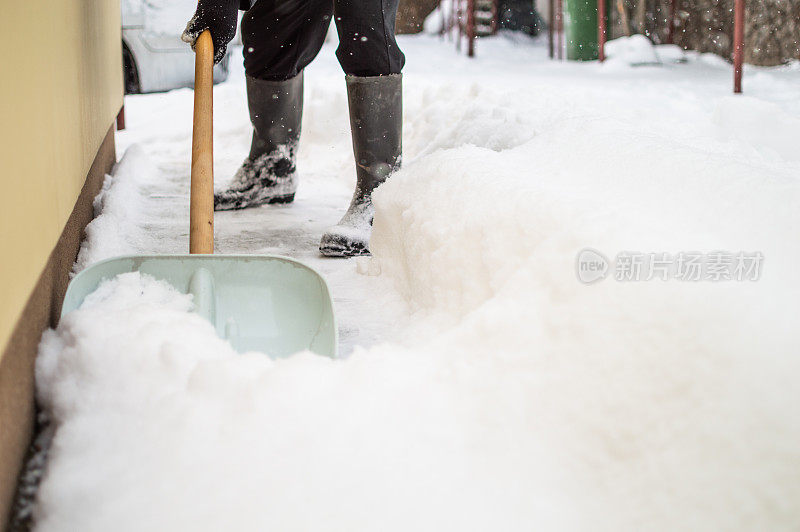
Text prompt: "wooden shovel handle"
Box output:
[[190, 30, 214, 254]]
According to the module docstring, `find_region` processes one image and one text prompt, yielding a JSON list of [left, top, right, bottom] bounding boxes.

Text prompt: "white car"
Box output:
[[122, 0, 232, 93]]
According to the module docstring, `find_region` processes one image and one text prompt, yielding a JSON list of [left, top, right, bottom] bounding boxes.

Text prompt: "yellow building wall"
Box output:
[[0, 1, 123, 351]]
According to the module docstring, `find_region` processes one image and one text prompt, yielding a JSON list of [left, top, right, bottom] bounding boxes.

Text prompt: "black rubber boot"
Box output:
[[319, 74, 402, 257], [214, 73, 303, 211]]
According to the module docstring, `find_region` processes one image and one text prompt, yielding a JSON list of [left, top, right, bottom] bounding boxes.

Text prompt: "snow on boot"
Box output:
[[214, 73, 303, 211], [319, 74, 402, 257]]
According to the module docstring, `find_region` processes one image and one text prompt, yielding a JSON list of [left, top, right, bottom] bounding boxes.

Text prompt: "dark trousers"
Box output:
[[241, 0, 405, 81]]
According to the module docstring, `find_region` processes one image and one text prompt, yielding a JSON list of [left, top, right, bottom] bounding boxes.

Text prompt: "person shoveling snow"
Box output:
[[182, 0, 404, 257]]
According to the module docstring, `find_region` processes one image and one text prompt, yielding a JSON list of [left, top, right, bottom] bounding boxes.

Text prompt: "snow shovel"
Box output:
[[61, 31, 337, 359]]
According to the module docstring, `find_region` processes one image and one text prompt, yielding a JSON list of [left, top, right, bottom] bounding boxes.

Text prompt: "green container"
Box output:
[[564, 0, 607, 61]]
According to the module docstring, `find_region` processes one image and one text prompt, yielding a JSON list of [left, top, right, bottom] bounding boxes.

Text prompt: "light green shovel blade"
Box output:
[[62, 255, 337, 359]]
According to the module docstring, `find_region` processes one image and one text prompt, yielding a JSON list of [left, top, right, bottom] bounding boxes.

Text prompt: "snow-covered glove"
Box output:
[[181, 0, 239, 64]]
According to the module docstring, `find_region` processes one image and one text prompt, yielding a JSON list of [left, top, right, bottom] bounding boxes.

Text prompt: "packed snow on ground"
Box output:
[[603, 34, 663, 65], [32, 34, 800, 531]]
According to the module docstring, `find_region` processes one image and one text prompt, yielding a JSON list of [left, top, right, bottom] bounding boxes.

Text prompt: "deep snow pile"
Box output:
[[31, 35, 800, 530]]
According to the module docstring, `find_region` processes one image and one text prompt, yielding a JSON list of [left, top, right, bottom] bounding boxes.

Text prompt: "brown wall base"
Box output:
[[0, 124, 116, 528]]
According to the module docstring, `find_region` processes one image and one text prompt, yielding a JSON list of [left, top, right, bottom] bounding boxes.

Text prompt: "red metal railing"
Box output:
[[733, 0, 745, 93], [593, 0, 746, 93], [598, 0, 606, 61]]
